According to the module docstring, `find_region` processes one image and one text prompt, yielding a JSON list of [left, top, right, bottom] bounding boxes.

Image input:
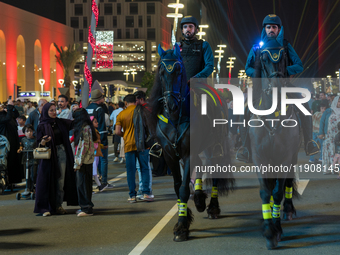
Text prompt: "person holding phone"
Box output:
[[34, 103, 77, 216]]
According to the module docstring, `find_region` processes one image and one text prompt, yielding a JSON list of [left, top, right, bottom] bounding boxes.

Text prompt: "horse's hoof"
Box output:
[[283, 212, 293, 221], [208, 213, 219, 219], [266, 236, 278, 250], [193, 190, 207, 213], [277, 232, 282, 242], [173, 232, 189, 242]]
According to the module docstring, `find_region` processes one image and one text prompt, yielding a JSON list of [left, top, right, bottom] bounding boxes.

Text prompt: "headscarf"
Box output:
[[71, 104, 79, 112], [330, 96, 340, 116], [39, 103, 56, 125]]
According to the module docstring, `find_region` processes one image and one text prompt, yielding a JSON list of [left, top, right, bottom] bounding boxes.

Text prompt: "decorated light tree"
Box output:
[[82, 0, 99, 108]]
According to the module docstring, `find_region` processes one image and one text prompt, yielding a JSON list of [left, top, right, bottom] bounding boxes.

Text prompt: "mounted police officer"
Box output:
[[237, 14, 319, 163], [178, 16, 214, 81]]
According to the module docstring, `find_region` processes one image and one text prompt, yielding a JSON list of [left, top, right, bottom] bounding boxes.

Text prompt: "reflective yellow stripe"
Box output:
[[270, 195, 274, 208], [179, 203, 187, 216], [285, 186, 293, 199], [262, 204, 272, 219], [211, 186, 218, 198], [195, 178, 202, 191], [272, 204, 281, 218], [157, 114, 168, 123]]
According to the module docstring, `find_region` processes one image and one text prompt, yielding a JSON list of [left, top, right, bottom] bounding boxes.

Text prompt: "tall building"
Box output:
[[66, 0, 172, 85]]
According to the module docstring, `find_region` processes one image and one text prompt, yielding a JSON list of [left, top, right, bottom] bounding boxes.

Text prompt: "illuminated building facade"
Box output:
[[66, 0, 172, 84], [0, 2, 74, 102]]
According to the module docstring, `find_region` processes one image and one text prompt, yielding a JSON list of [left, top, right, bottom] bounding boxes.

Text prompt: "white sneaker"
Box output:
[[119, 158, 124, 164], [113, 157, 119, 162]]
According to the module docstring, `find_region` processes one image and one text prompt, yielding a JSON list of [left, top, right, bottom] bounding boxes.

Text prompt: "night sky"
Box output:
[[0, 0, 66, 24]]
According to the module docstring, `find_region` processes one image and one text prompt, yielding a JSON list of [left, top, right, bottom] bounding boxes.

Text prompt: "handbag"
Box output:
[[33, 143, 51, 159]]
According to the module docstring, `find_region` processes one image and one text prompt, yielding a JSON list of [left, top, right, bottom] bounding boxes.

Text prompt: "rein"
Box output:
[[157, 57, 189, 157]]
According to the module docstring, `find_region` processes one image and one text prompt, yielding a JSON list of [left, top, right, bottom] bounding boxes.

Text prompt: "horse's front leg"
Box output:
[[283, 178, 296, 221], [173, 155, 194, 242], [258, 176, 279, 250]]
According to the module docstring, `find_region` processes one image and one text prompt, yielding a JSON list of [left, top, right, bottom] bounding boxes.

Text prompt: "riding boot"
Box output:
[[300, 103, 320, 156], [236, 114, 252, 163]]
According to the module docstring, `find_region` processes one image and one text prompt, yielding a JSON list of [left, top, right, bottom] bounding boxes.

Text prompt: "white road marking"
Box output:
[[129, 203, 178, 255], [297, 179, 309, 195]]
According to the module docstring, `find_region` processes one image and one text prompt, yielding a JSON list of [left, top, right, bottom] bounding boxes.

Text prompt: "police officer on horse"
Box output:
[[178, 16, 214, 81], [237, 14, 320, 163]]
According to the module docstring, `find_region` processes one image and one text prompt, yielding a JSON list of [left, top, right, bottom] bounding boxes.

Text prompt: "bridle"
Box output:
[[158, 58, 184, 114]]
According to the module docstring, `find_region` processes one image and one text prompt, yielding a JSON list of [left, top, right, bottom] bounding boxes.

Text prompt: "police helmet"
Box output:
[[262, 14, 282, 27], [181, 16, 199, 29]]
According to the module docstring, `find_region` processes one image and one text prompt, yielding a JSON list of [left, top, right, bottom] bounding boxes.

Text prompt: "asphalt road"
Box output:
[[1, 145, 340, 255]]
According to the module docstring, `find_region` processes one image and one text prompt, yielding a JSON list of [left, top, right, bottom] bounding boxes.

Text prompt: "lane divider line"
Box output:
[[129, 203, 178, 255], [297, 179, 309, 195]]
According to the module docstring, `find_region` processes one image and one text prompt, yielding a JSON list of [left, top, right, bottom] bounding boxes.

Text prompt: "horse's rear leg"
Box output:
[[192, 154, 207, 212], [173, 156, 193, 242], [283, 179, 296, 221], [207, 179, 221, 219]]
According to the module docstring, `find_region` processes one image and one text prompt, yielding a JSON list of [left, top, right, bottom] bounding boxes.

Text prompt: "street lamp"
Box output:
[[197, 25, 209, 40], [39, 79, 45, 95], [131, 69, 137, 82], [214, 44, 226, 84], [167, 0, 184, 47], [227, 56, 236, 84], [58, 79, 64, 87], [123, 70, 130, 82]]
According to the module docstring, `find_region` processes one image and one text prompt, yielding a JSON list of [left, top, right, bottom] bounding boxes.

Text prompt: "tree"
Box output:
[[54, 43, 81, 98], [141, 71, 155, 96]]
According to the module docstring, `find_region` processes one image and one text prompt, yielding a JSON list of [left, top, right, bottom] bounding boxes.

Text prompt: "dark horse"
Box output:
[[147, 44, 234, 241], [249, 76, 300, 249]]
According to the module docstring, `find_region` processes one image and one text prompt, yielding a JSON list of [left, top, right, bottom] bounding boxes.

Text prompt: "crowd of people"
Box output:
[[0, 89, 169, 216]]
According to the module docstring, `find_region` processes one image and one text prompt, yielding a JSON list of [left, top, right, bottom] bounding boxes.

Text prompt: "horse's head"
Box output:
[[157, 44, 187, 114]]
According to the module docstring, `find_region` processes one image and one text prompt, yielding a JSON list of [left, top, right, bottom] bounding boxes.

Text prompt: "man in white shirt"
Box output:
[[57, 95, 73, 120], [110, 101, 124, 161]]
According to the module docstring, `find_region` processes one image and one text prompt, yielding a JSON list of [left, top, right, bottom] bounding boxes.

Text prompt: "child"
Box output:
[[17, 124, 37, 191], [333, 122, 340, 179], [72, 108, 97, 217], [17, 115, 26, 142], [90, 116, 106, 192]]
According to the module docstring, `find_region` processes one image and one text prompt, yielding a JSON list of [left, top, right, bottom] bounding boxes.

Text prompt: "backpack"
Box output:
[[0, 135, 10, 171]]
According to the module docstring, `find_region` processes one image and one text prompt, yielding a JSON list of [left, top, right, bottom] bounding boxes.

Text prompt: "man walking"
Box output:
[[110, 101, 124, 162], [115, 94, 153, 203]]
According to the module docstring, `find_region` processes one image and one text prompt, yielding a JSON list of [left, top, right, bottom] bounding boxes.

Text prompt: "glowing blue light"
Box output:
[[259, 41, 264, 48]]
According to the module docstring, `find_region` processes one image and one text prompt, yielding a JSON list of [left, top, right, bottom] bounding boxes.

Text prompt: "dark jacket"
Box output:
[[246, 27, 303, 77], [0, 105, 23, 183], [86, 103, 108, 146], [26, 108, 40, 132], [133, 104, 152, 152]]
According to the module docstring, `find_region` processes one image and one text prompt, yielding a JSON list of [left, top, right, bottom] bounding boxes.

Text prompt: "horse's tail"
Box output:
[[204, 178, 235, 196]]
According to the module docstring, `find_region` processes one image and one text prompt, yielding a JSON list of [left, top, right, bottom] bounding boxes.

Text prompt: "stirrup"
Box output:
[[149, 143, 162, 158], [305, 140, 320, 156], [236, 146, 250, 163]]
